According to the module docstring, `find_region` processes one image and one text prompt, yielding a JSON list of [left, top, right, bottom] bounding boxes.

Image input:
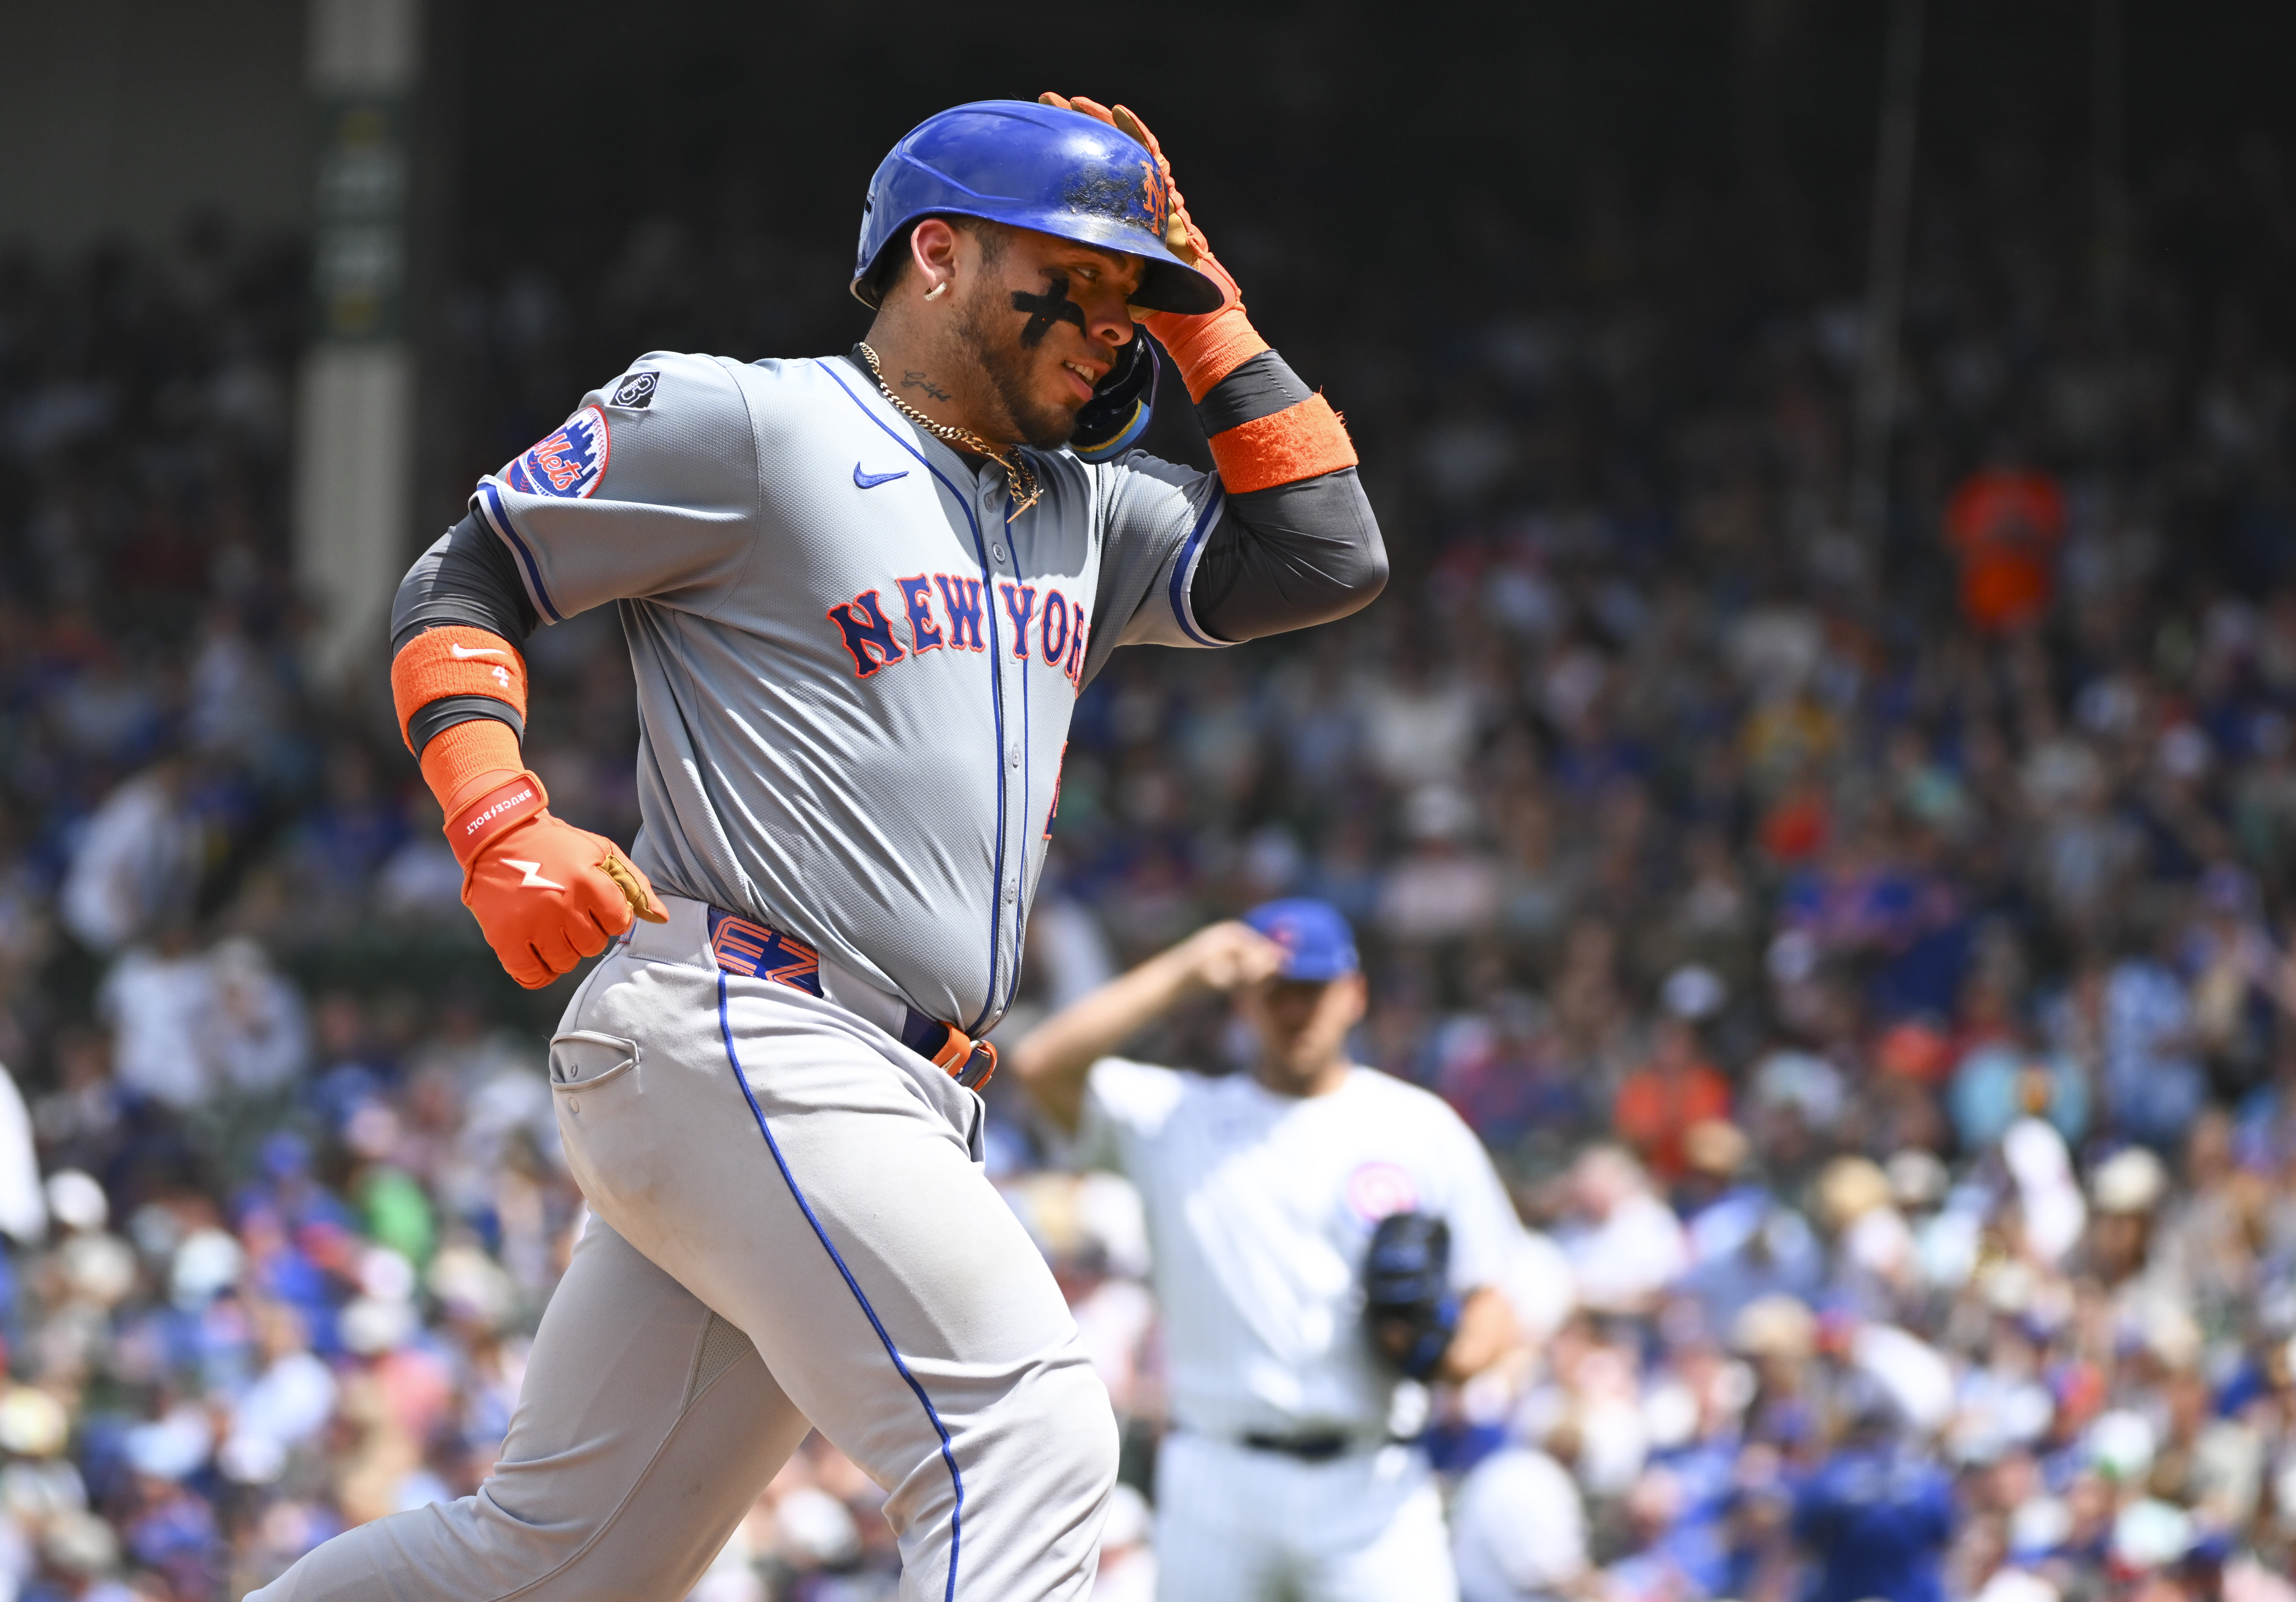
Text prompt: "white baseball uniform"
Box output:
[[1078, 1058, 1526, 1602]]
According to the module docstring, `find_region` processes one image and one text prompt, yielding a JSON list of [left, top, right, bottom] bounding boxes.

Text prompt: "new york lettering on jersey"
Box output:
[[470, 350, 1224, 1032], [826, 576, 1090, 685]]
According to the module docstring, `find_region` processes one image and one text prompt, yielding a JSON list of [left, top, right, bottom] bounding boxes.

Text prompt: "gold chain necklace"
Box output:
[[854, 343, 1040, 521]]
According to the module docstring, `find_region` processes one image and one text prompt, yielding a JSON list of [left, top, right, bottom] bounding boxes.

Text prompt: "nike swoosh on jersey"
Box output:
[[448, 643, 508, 659], [504, 859, 565, 890], [853, 464, 909, 489]]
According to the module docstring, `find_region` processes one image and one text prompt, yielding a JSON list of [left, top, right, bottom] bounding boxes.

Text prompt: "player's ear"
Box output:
[[909, 218, 960, 300]]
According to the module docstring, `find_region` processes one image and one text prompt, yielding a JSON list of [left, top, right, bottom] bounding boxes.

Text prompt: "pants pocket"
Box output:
[[550, 1031, 647, 1215], [549, 1031, 640, 1093]]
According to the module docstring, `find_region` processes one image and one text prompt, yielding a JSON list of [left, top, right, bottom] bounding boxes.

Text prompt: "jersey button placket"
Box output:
[[978, 474, 1021, 1017], [996, 608, 1025, 993]]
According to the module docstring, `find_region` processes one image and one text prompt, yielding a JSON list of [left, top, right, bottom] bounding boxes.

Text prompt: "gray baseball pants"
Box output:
[[252, 897, 1117, 1602]]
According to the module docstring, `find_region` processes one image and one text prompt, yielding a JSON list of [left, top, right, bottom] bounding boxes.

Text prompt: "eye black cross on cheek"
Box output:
[[1011, 270, 1088, 349]]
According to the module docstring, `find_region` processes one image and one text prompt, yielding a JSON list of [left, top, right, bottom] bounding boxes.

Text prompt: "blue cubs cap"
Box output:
[[1242, 898, 1361, 983], [852, 100, 1224, 314]]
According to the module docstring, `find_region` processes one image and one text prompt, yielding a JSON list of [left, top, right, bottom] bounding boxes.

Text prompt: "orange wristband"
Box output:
[[1207, 394, 1359, 494], [391, 626, 529, 753]]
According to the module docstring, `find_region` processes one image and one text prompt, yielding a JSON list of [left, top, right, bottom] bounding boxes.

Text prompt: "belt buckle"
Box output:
[[954, 1038, 997, 1091], [910, 1015, 997, 1091]]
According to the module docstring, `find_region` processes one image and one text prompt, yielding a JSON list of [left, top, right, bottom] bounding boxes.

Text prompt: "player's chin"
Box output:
[[1018, 394, 1083, 452], [1265, 1043, 1317, 1078]]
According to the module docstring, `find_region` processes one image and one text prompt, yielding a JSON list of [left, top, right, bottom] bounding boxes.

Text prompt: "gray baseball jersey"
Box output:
[[472, 351, 1228, 1034]]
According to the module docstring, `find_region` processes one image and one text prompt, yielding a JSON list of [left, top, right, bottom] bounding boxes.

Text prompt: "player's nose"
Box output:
[[1084, 296, 1134, 351], [1071, 273, 1137, 349]]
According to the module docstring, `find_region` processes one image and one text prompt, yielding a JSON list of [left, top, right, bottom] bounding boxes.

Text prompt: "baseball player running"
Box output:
[[254, 98, 1385, 1602], [1009, 901, 1526, 1601]]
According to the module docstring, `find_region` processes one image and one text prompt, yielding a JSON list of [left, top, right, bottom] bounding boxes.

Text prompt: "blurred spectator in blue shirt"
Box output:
[[1791, 1379, 1956, 1602]]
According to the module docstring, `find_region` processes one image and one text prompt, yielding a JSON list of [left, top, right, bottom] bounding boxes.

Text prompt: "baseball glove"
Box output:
[[1364, 1211, 1460, 1382]]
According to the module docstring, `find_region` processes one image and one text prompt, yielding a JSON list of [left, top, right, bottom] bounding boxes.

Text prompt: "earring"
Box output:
[[923, 280, 948, 301]]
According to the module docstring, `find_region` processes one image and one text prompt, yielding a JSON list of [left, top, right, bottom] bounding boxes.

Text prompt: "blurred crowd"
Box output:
[[1, 116, 2295, 1600]]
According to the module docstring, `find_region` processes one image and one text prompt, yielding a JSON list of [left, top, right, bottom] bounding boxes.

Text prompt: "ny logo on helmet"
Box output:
[[1138, 161, 1170, 240]]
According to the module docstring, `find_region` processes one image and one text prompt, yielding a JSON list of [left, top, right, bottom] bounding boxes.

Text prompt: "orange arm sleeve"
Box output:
[[392, 626, 531, 815], [418, 720, 527, 820]]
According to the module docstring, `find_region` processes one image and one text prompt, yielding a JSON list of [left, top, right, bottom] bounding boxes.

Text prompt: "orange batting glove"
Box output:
[[445, 766, 667, 989], [1041, 92, 1357, 495], [394, 630, 667, 988], [1039, 93, 1262, 402]]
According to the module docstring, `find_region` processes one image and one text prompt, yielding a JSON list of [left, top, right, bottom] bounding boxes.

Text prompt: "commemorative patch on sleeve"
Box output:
[[502, 405, 610, 499], [606, 370, 659, 410]]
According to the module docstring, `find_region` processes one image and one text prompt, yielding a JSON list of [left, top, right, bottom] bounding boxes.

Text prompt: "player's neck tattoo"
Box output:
[[1011, 270, 1087, 348], [901, 370, 953, 402], [854, 342, 1041, 520]]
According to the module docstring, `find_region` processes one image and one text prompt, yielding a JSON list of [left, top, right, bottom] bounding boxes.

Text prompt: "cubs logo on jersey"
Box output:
[[1345, 1161, 1420, 1224], [503, 405, 611, 499]]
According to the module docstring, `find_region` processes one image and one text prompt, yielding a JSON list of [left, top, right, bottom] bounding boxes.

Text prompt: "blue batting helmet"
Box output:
[[851, 101, 1224, 315]]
